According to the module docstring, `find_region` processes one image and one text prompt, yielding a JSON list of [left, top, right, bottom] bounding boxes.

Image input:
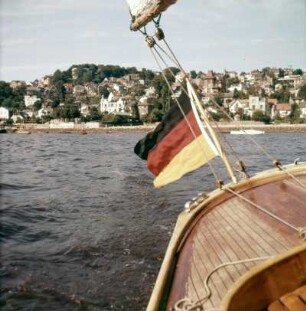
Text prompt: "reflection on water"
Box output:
[[0, 132, 305, 310]]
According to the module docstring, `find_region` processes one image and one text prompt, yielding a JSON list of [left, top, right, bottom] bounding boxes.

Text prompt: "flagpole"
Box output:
[[186, 79, 237, 184]]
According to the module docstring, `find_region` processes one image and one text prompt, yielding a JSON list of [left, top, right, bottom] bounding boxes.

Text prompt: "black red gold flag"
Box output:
[[134, 92, 218, 188]]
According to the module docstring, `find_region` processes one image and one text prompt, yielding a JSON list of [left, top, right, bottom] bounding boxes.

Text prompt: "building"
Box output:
[[0, 107, 9, 120], [276, 103, 291, 118], [248, 96, 266, 117], [201, 70, 219, 94], [138, 96, 154, 116], [299, 103, 306, 119], [228, 99, 249, 115], [24, 95, 40, 107], [100, 92, 127, 114]]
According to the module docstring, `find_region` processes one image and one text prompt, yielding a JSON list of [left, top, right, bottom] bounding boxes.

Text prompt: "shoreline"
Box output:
[[4, 123, 306, 134]]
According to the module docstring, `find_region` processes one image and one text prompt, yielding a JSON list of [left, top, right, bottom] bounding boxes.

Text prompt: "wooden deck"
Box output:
[[147, 165, 306, 311]]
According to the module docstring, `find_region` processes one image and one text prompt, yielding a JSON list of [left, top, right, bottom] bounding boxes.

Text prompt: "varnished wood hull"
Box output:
[[147, 163, 306, 311]]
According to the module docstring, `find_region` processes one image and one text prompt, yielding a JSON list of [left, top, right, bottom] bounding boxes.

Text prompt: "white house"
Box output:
[[228, 83, 243, 93], [24, 95, 40, 107], [138, 96, 154, 116], [100, 92, 126, 114], [228, 99, 249, 115], [37, 107, 52, 118], [248, 96, 266, 117], [276, 103, 291, 118], [299, 103, 306, 119], [0, 107, 9, 120]]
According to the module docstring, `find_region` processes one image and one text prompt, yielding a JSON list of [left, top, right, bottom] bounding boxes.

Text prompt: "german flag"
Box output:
[[134, 91, 218, 188]]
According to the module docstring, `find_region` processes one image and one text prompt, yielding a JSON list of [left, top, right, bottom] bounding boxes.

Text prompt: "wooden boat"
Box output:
[[126, 1, 306, 310], [147, 163, 306, 311]]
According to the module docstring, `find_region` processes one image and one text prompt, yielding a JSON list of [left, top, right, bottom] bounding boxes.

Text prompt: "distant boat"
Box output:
[[230, 129, 265, 135], [17, 130, 31, 134]]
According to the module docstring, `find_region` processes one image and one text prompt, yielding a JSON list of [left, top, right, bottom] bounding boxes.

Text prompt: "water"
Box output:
[[0, 132, 305, 310]]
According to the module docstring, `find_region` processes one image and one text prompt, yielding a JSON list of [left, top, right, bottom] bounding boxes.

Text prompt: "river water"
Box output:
[[0, 132, 305, 310]]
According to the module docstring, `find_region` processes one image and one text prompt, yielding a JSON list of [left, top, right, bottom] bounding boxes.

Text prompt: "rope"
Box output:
[[277, 164, 306, 189], [224, 186, 299, 232], [174, 256, 271, 311], [149, 47, 220, 184]]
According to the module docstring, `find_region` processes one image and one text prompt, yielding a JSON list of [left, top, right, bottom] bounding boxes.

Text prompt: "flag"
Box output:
[[134, 91, 218, 188]]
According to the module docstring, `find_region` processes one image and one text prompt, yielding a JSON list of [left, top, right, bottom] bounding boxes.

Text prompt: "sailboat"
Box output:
[[126, 1, 306, 310]]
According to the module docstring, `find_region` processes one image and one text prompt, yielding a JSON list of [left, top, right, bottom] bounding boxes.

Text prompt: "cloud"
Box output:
[[78, 31, 112, 39], [1, 39, 37, 47]]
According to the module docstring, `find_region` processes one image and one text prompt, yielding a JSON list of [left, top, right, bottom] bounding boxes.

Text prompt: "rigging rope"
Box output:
[[156, 38, 306, 188], [224, 186, 300, 232], [151, 39, 239, 184], [149, 47, 220, 184]]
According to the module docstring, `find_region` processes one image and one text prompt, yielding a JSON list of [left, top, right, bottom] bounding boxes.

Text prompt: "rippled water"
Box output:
[[0, 132, 305, 310]]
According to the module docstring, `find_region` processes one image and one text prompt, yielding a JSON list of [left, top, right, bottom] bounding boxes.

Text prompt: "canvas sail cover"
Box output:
[[134, 92, 219, 188], [127, 0, 177, 31]]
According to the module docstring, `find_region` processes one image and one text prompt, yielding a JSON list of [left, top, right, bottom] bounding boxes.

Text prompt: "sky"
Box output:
[[1, 0, 306, 82]]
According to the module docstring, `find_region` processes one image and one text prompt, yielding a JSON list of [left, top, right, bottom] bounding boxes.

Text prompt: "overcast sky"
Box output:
[[1, 0, 305, 82]]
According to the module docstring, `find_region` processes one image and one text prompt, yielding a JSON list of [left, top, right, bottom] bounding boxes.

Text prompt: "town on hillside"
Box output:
[[0, 64, 306, 128]]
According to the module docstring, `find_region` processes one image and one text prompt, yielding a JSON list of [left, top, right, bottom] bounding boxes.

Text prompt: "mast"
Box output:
[[186, 79, 237, 184]]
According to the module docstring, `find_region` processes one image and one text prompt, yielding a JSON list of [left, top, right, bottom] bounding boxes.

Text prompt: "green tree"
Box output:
[[278, 68, 285, 78], [33, 100, 42, 111], [293, 69, 303, 75], [87, 106, 101, 121], [298, 84, 306, 101], [252, 110, 271, 123], [0, 81, 13, 103], [233, 88, 239, 99], [190, 70, 197, 79], [289, 103, 301, 124]]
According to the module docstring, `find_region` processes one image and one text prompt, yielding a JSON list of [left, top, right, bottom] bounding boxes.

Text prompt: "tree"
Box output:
[[252, 110, 271, 124], [293, 69, 303, 75], [252, 110, 265, 121], [298, 84, 306, 101], [33, 100, 42, 111], [278, 68, 285, 78], [190, 70, 197, 79], [233, 88, 239, 99], [289, 103, 301, 124], [0, 81, 13, 102]]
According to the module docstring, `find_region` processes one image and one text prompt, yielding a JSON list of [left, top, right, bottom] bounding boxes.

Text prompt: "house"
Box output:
[[248, 96, 266, 117], [228, 99, 249, 115], [37, 107, 52, 118], [84, 82, 98, 97], [10, 80, 26, 90], [73, 85, 86, 97], [228, 83, 243, 93], [80, 104, 91, 117], [138, 96, 154, 116], [40, 75, 52, 87], [224, 70, 238, 78], [267, 98, 279, 119], [11, 111, 31, 123], [299, 103, 306, 119], [200, 70, 220, 94], [24, 95, 40, 107], [0, 107, 10, 120], [100, 92, 127, 114], [275, 103, 291, 118]]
